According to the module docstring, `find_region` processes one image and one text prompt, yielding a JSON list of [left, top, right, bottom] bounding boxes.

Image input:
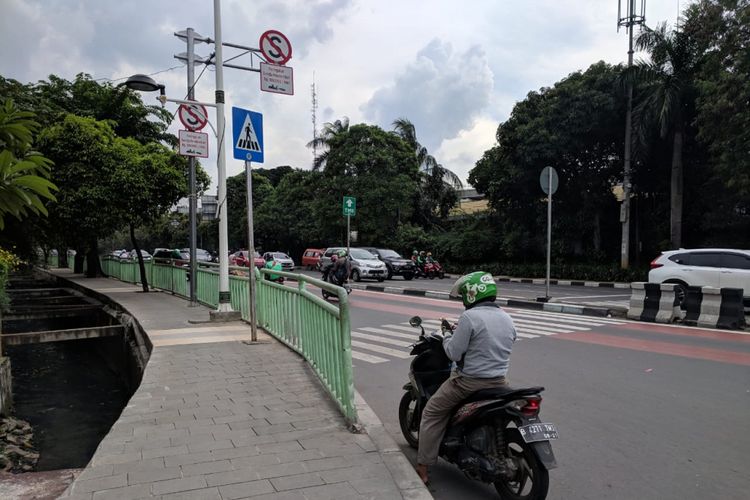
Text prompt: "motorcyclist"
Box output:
[[331, 249, 349, 285], [264, 256, 283, 282], [425, 252, 434, 264], [416, 251, 426, 275], [415, 271, 517, 485]]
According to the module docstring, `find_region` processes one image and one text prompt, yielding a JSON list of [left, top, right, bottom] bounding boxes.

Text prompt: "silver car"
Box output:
[[263, 252, 295, 271]]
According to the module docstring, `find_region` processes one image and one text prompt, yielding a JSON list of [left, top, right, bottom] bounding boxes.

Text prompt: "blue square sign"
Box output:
[[232, 107, 264, 162]]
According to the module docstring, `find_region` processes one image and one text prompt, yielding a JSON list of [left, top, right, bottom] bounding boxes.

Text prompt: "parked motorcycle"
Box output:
[[398, 316, 557, 499]]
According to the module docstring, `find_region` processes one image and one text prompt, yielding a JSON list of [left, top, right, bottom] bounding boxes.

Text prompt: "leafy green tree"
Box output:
[[686, 0, 750, 199], [255, 170, 326, 259], [392, 118, 461, 227], [307, 117, 350, 171], [0, 100, 57, 229], [317, 123, 420, 245], [226, 171, 274, 251], [627, 22, 705, 248], [111, 140, 209, 290], [470, 62, 626, 261]]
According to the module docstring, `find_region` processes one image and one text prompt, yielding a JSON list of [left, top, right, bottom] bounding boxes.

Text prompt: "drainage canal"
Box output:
[[1, 272, 145, 474]]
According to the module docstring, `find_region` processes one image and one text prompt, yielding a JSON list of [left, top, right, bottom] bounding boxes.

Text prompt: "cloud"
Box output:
[[361, 39, 493, 152]]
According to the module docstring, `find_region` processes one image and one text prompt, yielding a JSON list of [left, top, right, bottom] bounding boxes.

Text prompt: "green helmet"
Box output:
[[450, 271, 497, 307], [338, 249, 347, 257]]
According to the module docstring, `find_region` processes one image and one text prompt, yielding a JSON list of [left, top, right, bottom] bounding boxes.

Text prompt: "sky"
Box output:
[[0, 0, 684, 193]]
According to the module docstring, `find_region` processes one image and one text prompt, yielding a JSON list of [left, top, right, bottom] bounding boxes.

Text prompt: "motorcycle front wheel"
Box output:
[[494, 430, 549, 500], [398, 392, 420, 449]]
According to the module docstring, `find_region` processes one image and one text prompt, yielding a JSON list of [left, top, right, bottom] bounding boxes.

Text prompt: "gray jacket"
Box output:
[[443, 302, 516, 378]]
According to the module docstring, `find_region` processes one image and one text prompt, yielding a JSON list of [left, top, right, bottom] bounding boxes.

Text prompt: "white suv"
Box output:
[[648, 249, 750, 301]]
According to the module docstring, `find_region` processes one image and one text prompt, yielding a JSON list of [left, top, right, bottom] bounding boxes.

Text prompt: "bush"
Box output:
[[0, 248, 21, 312]]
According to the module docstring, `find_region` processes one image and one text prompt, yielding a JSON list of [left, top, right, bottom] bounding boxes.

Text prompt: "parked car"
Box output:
[[229, 250, 264, 268], [181, 248, 213, 262], [129, 249, 152, 261], [361, 247, 416, 280], [320, 247, 387, 282], [648, 248, 750, 302], [262, 252, 295, 271], [302, 248, 325, 270]]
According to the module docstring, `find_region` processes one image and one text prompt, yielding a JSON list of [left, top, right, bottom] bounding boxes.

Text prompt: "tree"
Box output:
[[318, 123, 420, 245], [470, 62, 626, 261], [110, 140, 209, 291], [392, 118, 462, 228], [0, 100, 57, 230], [225, 171, 274, 251], [628, 22, 705, 248], [306, 117, 350, 171]]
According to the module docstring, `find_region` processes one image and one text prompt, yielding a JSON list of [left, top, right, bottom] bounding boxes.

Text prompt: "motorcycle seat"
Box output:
[[463, 386, 545, 403]]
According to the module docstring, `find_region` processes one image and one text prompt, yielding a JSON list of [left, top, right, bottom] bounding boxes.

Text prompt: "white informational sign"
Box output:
[[179, 130, 209, 158], [260, 63, 294, 95]]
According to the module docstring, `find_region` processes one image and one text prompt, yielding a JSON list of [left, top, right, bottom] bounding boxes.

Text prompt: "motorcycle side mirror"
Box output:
[[409, 316, 422, 327]]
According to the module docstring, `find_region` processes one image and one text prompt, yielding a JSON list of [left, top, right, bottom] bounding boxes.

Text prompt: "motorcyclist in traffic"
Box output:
[[425, 251, 434, 264], [264, 255, 283, 282], [415, 271, 517, 485], [330, 249, 349, 286]]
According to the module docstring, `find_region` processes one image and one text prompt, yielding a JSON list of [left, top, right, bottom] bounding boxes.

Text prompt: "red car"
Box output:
[[302, 248, 325, 270], [229, 250, 264, 268]]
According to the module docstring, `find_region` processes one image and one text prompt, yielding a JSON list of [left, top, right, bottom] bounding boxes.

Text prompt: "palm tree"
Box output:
[[392, 118, 463, 190], [0, 100, 57, 230], [306, 117, 350, 171], [629, 22, 702, 248]]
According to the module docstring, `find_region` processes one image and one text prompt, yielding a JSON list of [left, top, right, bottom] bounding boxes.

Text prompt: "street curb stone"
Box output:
[[349, 283, 628, 319]]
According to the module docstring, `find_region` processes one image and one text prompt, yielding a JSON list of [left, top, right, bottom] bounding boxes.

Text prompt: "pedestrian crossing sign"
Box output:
[[232, 106, 264, 162]]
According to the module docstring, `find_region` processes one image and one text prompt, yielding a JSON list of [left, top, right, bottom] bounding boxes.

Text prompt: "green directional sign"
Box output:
[[343, 196, 356, 217]]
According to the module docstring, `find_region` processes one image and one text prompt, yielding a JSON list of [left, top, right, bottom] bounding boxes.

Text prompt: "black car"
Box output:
[[361, 248, 416, 280]]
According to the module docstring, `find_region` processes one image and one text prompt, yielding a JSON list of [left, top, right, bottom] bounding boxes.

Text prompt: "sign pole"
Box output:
[[546, 172, 552, 299], [245, 160, 257, 342], [186, 27, 198, 306], [346, 214, 351, 277]]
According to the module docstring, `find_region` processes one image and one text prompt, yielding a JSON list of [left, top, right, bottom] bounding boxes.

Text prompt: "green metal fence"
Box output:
[[255, 268, 356, 422], [95, 256, 357, 422]]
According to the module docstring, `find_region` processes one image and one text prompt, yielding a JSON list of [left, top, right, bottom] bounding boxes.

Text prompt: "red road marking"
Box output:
[[349, 298, 456, 320], [554, 331, 750, 366], [619, 322, 750, 343], [353, 289, 464, 310]]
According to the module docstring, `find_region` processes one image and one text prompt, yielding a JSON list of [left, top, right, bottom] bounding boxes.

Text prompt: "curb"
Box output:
[[493, 276, 631, 288], [349, 283, 628, 319], [354, 391, 433, 499]]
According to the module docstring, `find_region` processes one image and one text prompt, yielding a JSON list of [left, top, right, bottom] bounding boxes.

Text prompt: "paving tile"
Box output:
[[72, 473, 128, 494], [91, 483, 152, 500], [298, 482, 362, 500], [151, 475, 208, 495], [127, 466, 182, 485], [160, 486, 222, 500], [269, 472, 326, 491], [217, 479, 276, 499], [204, 467, 261, 487], [180, 459, 233, 477]]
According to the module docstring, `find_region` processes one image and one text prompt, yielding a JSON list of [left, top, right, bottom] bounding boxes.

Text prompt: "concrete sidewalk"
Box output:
[[49, 270, 430, 500]]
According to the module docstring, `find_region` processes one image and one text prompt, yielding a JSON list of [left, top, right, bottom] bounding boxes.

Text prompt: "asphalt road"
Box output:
[[346, 289, 750, 500], [296, 269, 632, 309]]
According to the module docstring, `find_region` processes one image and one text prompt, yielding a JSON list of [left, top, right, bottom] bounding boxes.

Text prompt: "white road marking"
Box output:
[[352, 331, 412, 347], [350, 340, 411, 358], [351, 351, 388, 363]]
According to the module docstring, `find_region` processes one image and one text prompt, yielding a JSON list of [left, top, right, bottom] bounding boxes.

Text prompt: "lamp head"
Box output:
[[122, 74, 164, 92]]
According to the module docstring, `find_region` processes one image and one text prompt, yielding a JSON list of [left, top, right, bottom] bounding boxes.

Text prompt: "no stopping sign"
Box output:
[[259, 30, 292, 65]]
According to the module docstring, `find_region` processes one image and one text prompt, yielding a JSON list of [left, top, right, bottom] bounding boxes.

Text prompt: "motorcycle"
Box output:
[[320, 262, 352, 300], [423, 260, 445, 279], [398, 316, 557, 499]]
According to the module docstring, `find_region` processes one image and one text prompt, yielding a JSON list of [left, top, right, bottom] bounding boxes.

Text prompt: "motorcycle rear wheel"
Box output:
[[494, 430, 549, 500], [398, 392, 420, 449]]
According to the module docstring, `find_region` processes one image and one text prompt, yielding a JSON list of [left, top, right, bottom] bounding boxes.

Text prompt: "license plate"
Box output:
[[518, 423, 558, 443]]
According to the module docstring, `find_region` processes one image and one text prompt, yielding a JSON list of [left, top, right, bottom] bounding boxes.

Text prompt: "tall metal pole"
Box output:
[[619, 0, 644, 269], [186, 28, 198, 306], [546, 173, 552, 299], [621, 0, 634, 269], [213, 0, 233, 311], [346, 215, 351, 278], [245, 161, 257, 341]]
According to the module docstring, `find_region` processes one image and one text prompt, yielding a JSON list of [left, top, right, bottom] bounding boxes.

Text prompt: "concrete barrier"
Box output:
[[628, 282, 681, 323], [695, 287, 746, 330]]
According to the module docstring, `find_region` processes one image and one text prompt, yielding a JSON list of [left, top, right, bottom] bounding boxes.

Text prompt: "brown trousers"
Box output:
[[417, 370, 507, 465]]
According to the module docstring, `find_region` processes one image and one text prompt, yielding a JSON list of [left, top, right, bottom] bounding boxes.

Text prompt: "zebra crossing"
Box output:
[[350, 309, 627, 364]]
